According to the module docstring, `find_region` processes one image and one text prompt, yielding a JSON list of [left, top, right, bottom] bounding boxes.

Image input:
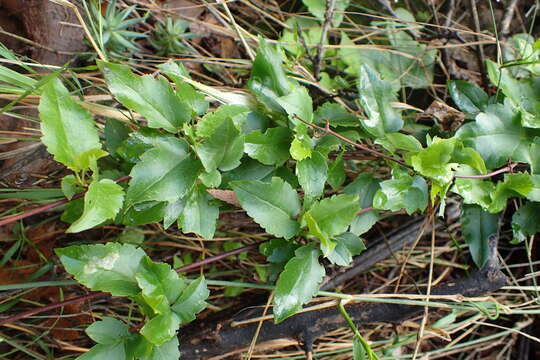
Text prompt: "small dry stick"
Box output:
[[313, 0, 337, 81]]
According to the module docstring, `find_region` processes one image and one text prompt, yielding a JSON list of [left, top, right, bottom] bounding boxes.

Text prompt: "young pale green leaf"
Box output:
[[297, 151, 328, 204], [304, 194, 360, 256], [290, 136, 312, 161], [39, 78, 105, 171], [327, 232, 366, 266], [55, 243, 145, 296], [447, 80, 489, 114], [125, 137, 202, 208], [410, 137, 456, 184], [178, 185, 219, 239], [273, 245, 325, 323], [98, 61, 190, 133], [231, 177, 301, 239], [244, 127, 292, 166], [512, 202, 540, 243], [86, 317, 129, 345], [140, 311, 180, 346], [61, 175, 80, 200], [194, 118, 244, 172], [357, 64, 403, 137], [135, 256, 185, 315], [171, 276, 209, 323], [489, 173, 533, 213], [373, 175, 428, 215], [457, 103, 540, 169], [67, 179, 124, 233], [461, 204, 499, 268]]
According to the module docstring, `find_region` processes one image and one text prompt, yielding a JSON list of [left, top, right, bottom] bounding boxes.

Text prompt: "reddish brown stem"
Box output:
[[454, 163, 517, 179], [0, 176, 131, 227], [175, 242, 261, 273]]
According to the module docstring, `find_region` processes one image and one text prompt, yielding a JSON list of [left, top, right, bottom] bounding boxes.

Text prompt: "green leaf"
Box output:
[[125, 137, 201, 207], [461, 204, 499, 268], [373, 174, 428, 215], [448, 80, 488, 114], [344, 173, 381, 235], [244, 127, 292, 166], [231, 177, 301, 239], [78, 343, 127, 360], [39, 78, 105, 171], [375, 133, 423, 153], [98, 61, 190, 133], [194, 118, 244, 172], [122, 201, 167, 226], [86, 317, 129, 345], [178, 184, 219, 239], [327, 154, 346, 190], [171, 276, 209, 324], [290, 136, 312, 161], [135, 256, 185, 315], [147, 337, 180, 360], [303, 194, 360, 256], [248, 38, 291, 112], [276, 86, 313, 124], [327, 232, 366, 266], [67, 179, 124, 233], [196, 105, 250, 138], [357, 65, 403, 137], [452, 166, 494, 209], [55, 243, 145, 296], [297, 151, 328, 204], [302, 0, 350, 26], [512, 202, 540, 243], [457, 104, 540, 169], [61, 175, 80, 200], [489, 173, 533, 213], [140, 311, 180, 346], [105, 118, 130, 156], [314, 102, 358, 127], [273, 245, 325, 323]]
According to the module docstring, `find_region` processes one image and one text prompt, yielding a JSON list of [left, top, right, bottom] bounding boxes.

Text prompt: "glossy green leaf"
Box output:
[[125, 137, 201, 207], [194, 118, 244, 172], [375, 133, 422, 153], [344, 173, 381, 235], [512, 202, 540, 243], [373, 174, 428, 215], [135, 256, 185, 315], [231, 177, 301, 239], [452, 166, 494, 209], [456, 103, 540, 169], [327, 154, 346, 190], [314, 102, 358, 127], [273, 245, 325, 323], [140, 311, 180, 346], [461, 204, 499, 268], [411, 138, 457, 184], [178, 184, 219, 239], [297, 151, 328, 204], [489, 173, 533, 213], [196, 105, 250, 138], [303, 194, 360, 256], [327, 232, 366, 266], [244, 127, 292, 166], [171, 276, 209, 323], [56, 243, 145, 296], [448, 80, 488, 114], [67, 179, 124, 233], [86, 317, 129, 345], [39, 78, 105, 171], [147, 337, 180, 360], [98, 61, 190, 133], [78, 343, 127, 360], [357, 64, 403, 137], [276, 86, 313, 124]]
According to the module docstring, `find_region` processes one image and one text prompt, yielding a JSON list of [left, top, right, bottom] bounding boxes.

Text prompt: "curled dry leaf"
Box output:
[[207, 189, 240, 207]]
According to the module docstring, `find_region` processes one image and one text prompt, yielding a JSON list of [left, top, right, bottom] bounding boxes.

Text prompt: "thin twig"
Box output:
[[293, 115, 412, 169], [454, 163, 518, 179], [313, 0, 337, 81], [501, 0, 520, 41]]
